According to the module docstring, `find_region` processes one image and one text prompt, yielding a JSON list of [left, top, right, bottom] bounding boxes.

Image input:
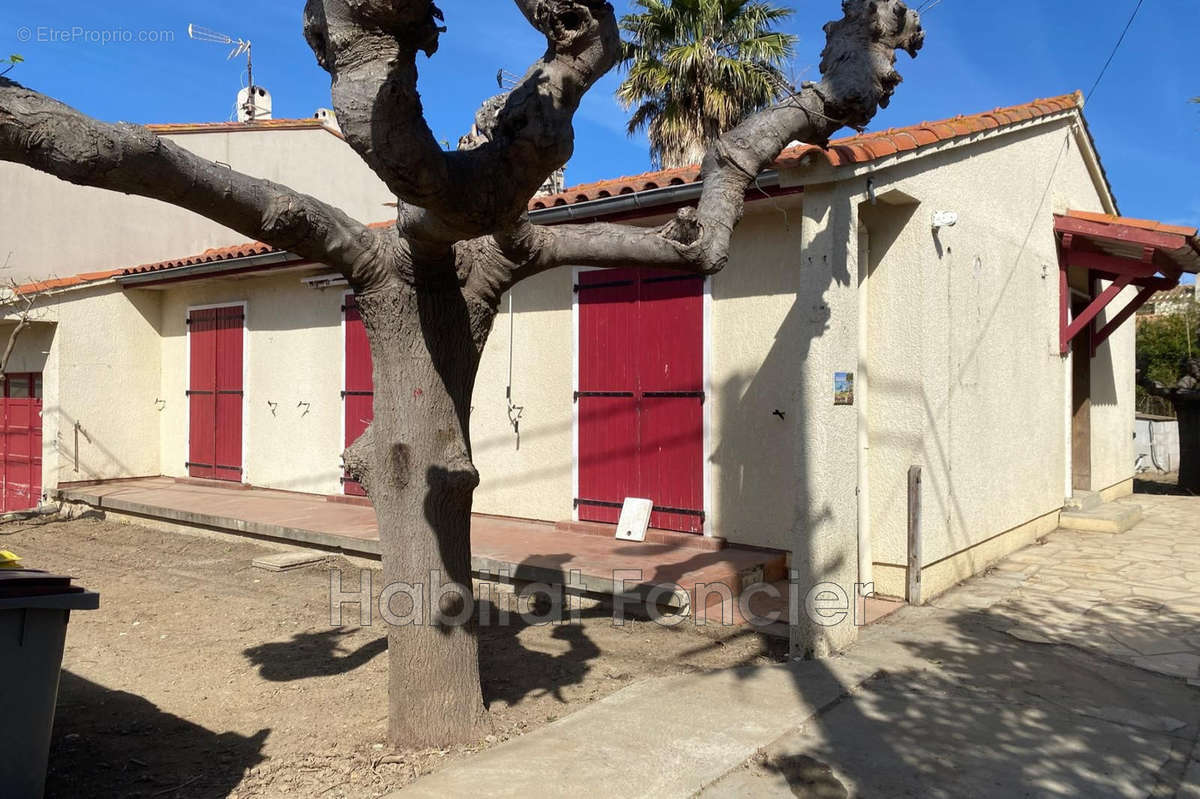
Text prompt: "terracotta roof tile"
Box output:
[[20, 92, 1099, 295], [530, 92, 1084, 210], [1065, 210, 1198, 239]]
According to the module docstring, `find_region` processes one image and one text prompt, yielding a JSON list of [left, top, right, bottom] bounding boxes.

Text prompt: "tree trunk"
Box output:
[[1177, 398, 1200, 494], [351, 279, 492, 748]]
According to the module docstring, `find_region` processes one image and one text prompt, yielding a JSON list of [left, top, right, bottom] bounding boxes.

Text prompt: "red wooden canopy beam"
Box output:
[[1057, 237, 1179, 356], [1055, 215, 1190, 253]]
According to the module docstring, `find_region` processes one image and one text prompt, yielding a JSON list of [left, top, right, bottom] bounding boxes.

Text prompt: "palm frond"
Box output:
[[616, 0, 798, 168]]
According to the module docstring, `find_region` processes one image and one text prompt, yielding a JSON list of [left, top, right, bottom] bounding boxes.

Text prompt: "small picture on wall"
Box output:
[[834, 372, 855, 406]]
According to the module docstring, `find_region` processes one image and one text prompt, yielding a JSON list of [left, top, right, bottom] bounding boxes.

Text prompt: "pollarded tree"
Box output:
[[0, 0, 923, 747]]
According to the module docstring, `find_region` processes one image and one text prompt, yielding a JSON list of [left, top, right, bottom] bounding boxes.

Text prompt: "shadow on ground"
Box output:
[[1135, 476, 1198, 496], [715, 603, 1200, 798], [243, 629, 388, 681], [46, 671, 268, 799]]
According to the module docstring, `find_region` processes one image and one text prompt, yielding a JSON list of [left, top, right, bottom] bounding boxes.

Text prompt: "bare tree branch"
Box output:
[[305, 0, 620, 247], [0, 77, 386, 287], [493, 0, 924, 284]]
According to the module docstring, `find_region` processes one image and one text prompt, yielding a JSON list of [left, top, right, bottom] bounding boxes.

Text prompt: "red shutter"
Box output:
[[188, 309, 218, 480], [577, 269, 640, 523], [637, 274, 705, 532], [189, 307, 243, 482], [576, 270, 705, 533], [343, 295, 374, 496], [0, 373, 42, 512]]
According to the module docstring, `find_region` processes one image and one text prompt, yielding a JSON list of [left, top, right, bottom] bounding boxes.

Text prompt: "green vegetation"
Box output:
[[1137, 297, 1198, 415], [617, 0, 796, 169]]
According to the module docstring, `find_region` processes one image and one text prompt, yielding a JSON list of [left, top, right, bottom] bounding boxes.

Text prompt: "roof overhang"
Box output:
[[1055, 211, 1200, 356], [115, 251, 308, 289]]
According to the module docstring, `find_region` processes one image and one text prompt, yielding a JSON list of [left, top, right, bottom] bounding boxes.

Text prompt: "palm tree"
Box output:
[[617, 0, 797, 169]]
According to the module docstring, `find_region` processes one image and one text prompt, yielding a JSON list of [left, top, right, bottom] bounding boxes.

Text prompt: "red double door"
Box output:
[[576, 268, 705, 533], [188, 306, 244, 482], [1, 373, 42, 512], [343, 295, 374, 496]]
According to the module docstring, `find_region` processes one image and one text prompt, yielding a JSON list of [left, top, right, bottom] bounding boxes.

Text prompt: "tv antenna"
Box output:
[[496, 69, 521, 90], [188, 24, 261, 121]]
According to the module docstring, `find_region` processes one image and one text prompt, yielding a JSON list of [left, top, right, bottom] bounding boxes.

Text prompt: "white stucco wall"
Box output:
[[155, 272, 346, 495], [0, 126, 393, 282], [2, 283, 164, 491], [1089, 287, 1138, 492], [846, 118, 1117, 576], [470, 198, 816, 551]]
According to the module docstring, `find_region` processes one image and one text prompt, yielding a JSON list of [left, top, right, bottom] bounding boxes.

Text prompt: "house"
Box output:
[[1137, 284, 1196, 320], [5, 91, 1198, 651], [0, 116, 392, 281]]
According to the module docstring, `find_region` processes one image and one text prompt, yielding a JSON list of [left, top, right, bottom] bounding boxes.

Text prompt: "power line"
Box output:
[[1085, 0, 1145, 104]]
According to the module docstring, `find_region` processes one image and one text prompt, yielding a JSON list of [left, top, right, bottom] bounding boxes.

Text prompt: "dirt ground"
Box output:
[[3, 514, 784, 798]]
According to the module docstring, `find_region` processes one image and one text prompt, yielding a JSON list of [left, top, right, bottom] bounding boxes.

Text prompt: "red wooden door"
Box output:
[[576, 269, 705, 533], [188, 306, 244, 482], [343, 295, 374, 496], [0, 373, 42, 512]]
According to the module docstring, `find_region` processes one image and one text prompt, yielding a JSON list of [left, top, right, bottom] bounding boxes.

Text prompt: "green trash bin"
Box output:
[[0, 570, 99, 799]]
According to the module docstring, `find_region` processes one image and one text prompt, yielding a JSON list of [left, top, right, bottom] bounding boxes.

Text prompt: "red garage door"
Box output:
[[343, 295, 374, 496], [1, 373, 42, 512], [576, 269, 705, 533], [188, 306, 244, 482]]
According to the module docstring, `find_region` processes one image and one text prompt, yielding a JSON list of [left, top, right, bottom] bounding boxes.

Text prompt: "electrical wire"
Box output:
[[1085, 0, 1145, 104]]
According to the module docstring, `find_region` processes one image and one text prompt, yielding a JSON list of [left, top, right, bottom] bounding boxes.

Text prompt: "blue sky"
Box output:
[[4, 0, 1198, 264]]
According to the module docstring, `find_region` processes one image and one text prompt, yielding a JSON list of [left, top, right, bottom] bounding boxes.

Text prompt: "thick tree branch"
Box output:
[[305, 0, 620, 247], [0, 78, 385, 286], [689, 0, 924, 273], [493, 0, 923, 284]]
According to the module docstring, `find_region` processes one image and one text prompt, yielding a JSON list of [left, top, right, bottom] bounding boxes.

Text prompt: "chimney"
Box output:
[[314, 108, 341, 133], [237, 86, 272, 122]]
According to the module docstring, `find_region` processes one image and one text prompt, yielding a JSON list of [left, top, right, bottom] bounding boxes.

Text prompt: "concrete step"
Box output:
[[1064, 491, 1104, 512], [1059, 502, 1143, 534]]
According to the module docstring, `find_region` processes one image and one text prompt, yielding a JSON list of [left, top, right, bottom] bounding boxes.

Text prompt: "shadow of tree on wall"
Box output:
[[46, 671, 268, 799]]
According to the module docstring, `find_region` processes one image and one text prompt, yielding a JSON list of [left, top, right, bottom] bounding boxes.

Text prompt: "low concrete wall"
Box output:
[[1136, 416, 1180, 474]]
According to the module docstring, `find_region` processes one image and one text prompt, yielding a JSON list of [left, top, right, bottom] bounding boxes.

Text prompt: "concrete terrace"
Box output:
[[53, 477, 789, 618]]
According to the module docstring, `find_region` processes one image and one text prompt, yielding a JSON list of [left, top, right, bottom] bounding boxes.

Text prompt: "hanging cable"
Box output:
[[1085, 0, 1145, 104]]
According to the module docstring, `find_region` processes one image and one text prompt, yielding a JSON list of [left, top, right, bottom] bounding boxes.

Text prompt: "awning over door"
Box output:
[[1055, 211, 1200, 357]]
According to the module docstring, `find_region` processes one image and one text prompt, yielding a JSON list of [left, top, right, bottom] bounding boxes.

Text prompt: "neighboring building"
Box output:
[[0, 115, 389, 281], [1138, 284, 1196, 320], [5, 92, 1198, 642]]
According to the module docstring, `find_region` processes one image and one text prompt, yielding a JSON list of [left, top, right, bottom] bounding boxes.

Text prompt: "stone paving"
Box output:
[[935, 492, 1200, 681], [398, 490, 1200, 798]]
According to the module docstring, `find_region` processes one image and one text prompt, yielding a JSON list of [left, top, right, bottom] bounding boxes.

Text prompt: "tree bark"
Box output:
[[1176, 399, 1200, 494], [344, 275, 494, 746]]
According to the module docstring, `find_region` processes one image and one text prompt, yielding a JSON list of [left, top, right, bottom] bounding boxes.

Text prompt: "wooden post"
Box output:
[[906, 465, 922, 605]]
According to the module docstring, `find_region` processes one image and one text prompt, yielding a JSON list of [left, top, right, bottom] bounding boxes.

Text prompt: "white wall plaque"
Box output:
[[615, 498, 654, 542]]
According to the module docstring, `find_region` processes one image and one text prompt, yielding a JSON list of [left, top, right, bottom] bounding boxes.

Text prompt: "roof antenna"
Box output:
[[188, 24, 269, 123]]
